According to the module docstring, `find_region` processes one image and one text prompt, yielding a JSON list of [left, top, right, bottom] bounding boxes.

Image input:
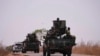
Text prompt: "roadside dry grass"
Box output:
[[1, 42, 100, 56], [0, 43, 10, 56], [72, 42, 100, 56]]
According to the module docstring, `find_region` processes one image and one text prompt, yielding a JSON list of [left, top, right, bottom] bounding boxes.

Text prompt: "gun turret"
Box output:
[[52, 18, 66, 35]]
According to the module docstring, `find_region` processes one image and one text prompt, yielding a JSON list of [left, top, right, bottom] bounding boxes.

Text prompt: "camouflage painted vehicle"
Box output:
[[43, 18, 76, 56], [22, 33, 40, 53]]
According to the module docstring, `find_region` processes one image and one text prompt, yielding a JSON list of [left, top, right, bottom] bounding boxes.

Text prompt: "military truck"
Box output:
[[22, 33, 40, 53], [43, 18, 76, 56]]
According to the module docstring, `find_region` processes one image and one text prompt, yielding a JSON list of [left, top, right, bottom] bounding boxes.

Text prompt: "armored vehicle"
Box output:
[[43, 18, 76, 56], [22, 33, 40, 53]]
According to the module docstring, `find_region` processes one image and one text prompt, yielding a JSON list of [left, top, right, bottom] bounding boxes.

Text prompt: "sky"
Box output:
[[0, 0, 100, 46]]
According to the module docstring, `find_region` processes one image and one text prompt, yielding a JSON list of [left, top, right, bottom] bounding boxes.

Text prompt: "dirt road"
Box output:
[[10, 52, 94, 56]]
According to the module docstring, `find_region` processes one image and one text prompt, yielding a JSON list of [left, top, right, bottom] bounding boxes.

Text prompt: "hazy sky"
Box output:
[[0, 0, 100, 46]]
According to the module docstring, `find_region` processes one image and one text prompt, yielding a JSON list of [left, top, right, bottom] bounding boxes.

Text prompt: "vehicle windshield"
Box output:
[[16, 44, 22, 46]]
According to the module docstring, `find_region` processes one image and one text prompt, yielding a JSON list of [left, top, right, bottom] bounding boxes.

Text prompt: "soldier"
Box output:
[[67, 27, 71, 35], [26, 33, 31, 42]]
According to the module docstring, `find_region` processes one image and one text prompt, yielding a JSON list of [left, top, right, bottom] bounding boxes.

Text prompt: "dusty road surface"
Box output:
[[11, 52, 95, 56]]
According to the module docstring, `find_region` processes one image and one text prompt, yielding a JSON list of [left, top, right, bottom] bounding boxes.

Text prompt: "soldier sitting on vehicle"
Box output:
[[67, 27, 71, 35], [62, 27, 71, 39]]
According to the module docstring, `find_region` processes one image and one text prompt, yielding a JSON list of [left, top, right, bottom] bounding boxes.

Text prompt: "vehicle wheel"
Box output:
[[67, 54, 71, 56], [34, 50, 36, 53], [37, 48, 39, 53], [47, 52, 50, 56], [67, 48, 72, 56], [43, 47, 46, 56], [35, 49, 39, 53], [36, 50, 39, 53], [43, 50, 46, 56], [13, 51, 15, 53], [47, 49, 50, 56], [63, 54, 66, 56], [22, 50, 26, 53]]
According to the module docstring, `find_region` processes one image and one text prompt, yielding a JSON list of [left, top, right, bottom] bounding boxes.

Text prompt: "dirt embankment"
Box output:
[[73, 42, 100, 56], [0, 46, 9, 56]]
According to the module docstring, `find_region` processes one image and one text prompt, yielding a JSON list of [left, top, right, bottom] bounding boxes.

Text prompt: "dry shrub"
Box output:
[[72, 42, 100, 56], [0, 43, 10, 56]]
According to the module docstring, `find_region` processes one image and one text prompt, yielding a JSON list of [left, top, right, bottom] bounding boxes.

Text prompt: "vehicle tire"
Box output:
[[36, 50, 39, 53], [67, 54, 71, 56], [22, 50, 26, 53], [35, 49, 39, 53], [47, 49, 50, 56], [37, 47, 39, 53], [67, 47, 72, 56], [43, 47, 46, 56], [43, 50, 46, 56], [34, 50, 36, 53], [47, 52, 50, 56], [13, 51, 15, 53], [63, 54, 66, 56]]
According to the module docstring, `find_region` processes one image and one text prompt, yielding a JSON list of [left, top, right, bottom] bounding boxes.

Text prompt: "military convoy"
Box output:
[[43, 18, 76, 56], [13, 18, 76, 56]]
